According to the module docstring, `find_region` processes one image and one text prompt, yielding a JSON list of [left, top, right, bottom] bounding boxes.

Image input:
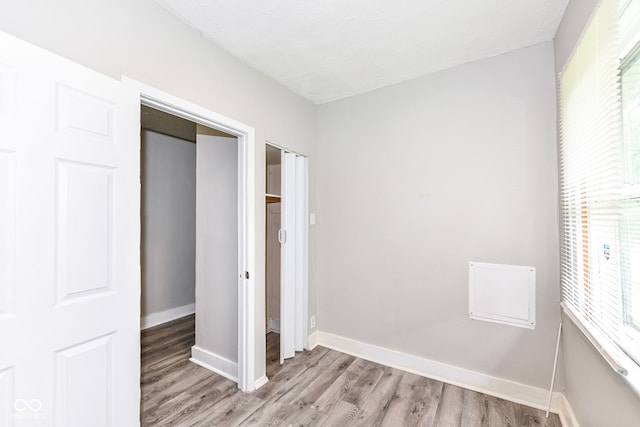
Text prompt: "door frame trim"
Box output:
[[124, 77, 257, 392]]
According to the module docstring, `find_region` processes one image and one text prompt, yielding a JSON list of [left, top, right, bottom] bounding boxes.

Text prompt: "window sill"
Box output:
[[561, 302, 640, 399]]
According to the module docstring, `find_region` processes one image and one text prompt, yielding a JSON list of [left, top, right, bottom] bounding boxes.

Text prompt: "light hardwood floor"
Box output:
[[141, 315, 562, 426]]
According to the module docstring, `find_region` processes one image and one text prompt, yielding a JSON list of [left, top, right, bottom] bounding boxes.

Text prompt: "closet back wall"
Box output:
[[141, 130, 196, 325], [266, 162, 282, 331]]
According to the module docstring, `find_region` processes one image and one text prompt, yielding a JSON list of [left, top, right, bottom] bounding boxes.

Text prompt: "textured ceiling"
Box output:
[[156, 0, 569, 104]]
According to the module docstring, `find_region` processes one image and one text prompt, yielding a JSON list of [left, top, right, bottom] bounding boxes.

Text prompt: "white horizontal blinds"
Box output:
[[559, 0, 626, 351]]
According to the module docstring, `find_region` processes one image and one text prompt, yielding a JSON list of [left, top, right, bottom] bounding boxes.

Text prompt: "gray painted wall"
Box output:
[[195, 134, 239, 362], [316, 42, 560, 389], [554, 1, 640, 424], [554, 0, 600, 74], [562, 320, 640, 426], [141, 130, 196, 317], [0, 0, 317, 379]]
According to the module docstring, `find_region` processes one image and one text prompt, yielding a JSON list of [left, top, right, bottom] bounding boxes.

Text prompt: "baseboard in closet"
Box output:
[[141, 303, 195, 330], [267, 317, 281, 334], [190, 345, 238, 383]]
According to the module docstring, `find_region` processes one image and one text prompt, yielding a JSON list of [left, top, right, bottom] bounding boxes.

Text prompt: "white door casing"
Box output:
[[0, 31, 140, 426], [122, 78, 257, 392]]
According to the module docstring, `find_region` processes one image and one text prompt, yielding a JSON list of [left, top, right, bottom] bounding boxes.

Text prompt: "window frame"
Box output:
[[558, 0, 640, 394], [618, 35, 640, 366]]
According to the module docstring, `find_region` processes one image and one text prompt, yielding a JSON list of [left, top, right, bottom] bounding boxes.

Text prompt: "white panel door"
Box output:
[[280, 152, 296, 363], [0, 32, 140, 426]]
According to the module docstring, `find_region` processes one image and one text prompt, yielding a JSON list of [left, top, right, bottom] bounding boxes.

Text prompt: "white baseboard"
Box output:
[[254, 375, 269, 391], [558, 394, 580, 427], [190, 345, 238, 383], [308, 331, 319, 350], [267, 317, 280, 334], [316, 331, 563, 414], [141, 303, 195, 330]]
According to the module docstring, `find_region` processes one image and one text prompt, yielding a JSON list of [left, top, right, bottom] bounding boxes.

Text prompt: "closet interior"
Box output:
[[265, 144, 282, 339]]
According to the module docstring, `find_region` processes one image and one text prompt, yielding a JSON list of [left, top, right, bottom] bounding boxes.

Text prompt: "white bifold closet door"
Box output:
[[279, 151, 308, 364]]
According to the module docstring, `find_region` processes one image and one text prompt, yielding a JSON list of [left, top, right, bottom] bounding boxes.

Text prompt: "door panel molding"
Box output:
[[0, 30, 140, 425]]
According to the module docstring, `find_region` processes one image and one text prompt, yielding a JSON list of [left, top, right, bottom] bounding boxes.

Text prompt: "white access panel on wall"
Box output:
[[468, 262, 536, 329]]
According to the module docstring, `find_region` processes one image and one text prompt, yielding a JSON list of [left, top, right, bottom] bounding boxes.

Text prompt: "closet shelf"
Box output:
[[266, 193, 281, 204]]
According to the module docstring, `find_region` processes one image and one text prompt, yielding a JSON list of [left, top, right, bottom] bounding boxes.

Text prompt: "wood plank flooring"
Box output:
[[141, 315, 562, 426]]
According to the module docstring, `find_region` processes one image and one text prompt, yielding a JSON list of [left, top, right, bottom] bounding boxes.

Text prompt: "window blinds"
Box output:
[[559, 0, 640, 372]]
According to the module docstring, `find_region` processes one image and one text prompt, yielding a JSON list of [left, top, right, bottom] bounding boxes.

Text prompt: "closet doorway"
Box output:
[[127, 77, 258, 392], [140, 105, 241, 384], [265, 143, 309, 367]]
